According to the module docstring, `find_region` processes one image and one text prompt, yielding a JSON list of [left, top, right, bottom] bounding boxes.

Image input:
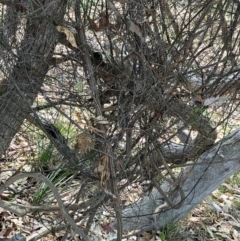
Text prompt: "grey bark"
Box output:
[[0, 1, 67, 156], [111, 128, 240, 232]]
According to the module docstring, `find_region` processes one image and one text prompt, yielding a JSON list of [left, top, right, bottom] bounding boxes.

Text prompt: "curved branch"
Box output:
[[0, 173, 90, 241]]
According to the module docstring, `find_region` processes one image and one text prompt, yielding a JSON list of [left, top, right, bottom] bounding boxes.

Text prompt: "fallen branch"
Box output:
[[111, 128, 240, 234]]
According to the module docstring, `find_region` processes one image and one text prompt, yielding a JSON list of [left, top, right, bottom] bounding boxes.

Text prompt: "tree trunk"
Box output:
[[0, 1, 67, 156], [111, 128, 240, 232]]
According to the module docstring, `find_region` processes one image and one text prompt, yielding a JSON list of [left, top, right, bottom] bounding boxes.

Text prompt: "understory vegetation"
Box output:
[[0, 0, 240, 240]]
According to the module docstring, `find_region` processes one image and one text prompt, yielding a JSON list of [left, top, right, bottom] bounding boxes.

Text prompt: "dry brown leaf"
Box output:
[[74, 112, 83, 121], [95, 164, 105, 172], [99, 12, 109, 31], [193, 94, 203, 103], [102, 223, 116, 233], [127, 19, 144, 41], [87, 126, 105, 134], [88, 17, 100, 31], [146, 6, 156, 19], [141, 232, 153, 240], [74, 133, 93, 154], [0, 211, 16, 238], [95, 156, 110, 185], [56, 25, 78, 48]]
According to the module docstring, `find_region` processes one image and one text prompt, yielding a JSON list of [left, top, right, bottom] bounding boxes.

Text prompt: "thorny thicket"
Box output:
[[0, 0, 240, 239]]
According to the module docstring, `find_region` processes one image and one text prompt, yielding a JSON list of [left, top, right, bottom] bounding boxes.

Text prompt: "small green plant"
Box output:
[[25, 115, 80, 204], [159, 230, 167, 240], [32, 167, 73, 205], [157, 222, 179, 241], [229, 171, 240, 185], [37, 144, 53, 168], [218, 185, 227, 194]]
